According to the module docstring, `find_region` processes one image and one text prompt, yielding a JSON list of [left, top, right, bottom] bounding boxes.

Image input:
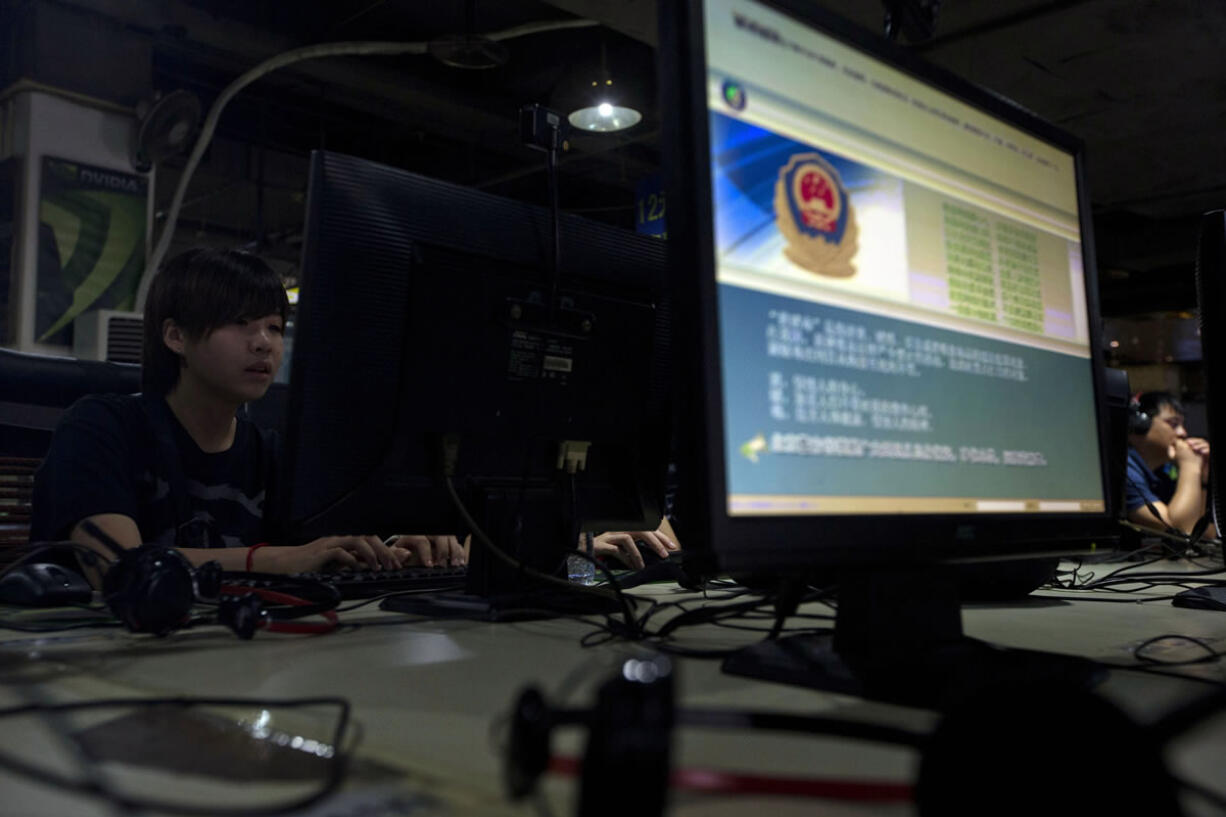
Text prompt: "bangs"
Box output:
[[219, 273, 289, 324], [174, 251, 289, 336]]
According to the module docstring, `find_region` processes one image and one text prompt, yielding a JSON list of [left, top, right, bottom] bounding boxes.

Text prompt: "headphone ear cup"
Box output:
[[218, 593, 265, 640], [103, 545, 196, 636], [505, 687, 553, 799], [578, 663, 673, 816], [916, 682, 1181, 816], [1130, 405, 1152, 435]]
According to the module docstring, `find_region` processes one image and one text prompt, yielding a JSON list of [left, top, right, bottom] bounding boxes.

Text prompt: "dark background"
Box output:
[[4, 0, 1223, 380]]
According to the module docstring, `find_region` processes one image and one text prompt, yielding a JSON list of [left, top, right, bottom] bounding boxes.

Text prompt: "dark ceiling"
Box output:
[[15, 0, 1226, 317]]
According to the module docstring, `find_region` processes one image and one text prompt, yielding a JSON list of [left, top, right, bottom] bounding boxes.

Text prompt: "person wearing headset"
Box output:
[[1125, 390, 1214, 536], [31, 248, 463, 576]]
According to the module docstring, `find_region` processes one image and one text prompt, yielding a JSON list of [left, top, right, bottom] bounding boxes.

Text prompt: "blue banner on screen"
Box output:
[[719, 283, 1101, 505]]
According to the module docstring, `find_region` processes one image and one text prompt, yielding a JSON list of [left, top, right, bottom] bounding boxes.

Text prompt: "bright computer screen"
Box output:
[[662, 0, 1114, 575], [659, 0, 1116, 705], [709, 0, 1101, 516]]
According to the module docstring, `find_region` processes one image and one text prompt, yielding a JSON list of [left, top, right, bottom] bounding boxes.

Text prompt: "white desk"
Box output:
[[2, 562, 1226, 817]]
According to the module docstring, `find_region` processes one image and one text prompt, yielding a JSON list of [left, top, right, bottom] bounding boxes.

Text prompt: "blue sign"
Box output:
[[635, 173, 667, 238]]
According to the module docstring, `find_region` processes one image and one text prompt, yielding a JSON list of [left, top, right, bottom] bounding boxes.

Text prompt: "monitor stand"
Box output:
[[381, 487, 624, 622], [721, 566, 1105, 710]]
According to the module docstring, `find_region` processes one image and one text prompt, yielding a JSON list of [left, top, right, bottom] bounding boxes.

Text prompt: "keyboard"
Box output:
[[230, 566, 468, 600]]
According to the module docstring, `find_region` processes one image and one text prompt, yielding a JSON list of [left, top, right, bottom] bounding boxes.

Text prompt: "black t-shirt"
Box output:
[[31, 394, 282, 549]]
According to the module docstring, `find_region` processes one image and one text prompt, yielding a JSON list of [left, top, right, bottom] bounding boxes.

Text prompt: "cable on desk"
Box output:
[[11, 681, 135, 817], [0, 695, 352, 816], [1123, 480, 1211, 553], [547, 755, 914, 801], [1081, 575, 1226, 594], [0, 541, 114, 579], [1035, 593, 1179, 605], [443, 474, 647, 639], [1133, 634, 1225, 667], [679, 707, 927, 747]]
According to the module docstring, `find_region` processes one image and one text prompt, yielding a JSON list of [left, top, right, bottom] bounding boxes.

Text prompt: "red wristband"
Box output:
[[246, 542, 270, 572]]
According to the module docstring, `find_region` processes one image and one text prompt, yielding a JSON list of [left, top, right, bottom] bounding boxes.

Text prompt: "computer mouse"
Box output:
[[635, 539, 667, 567], [1172, 586, 1226, 611], [0, 562, 93, 607]]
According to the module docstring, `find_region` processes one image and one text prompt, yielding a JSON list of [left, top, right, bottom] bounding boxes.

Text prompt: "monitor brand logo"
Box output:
[[774, 153, 859, 278]]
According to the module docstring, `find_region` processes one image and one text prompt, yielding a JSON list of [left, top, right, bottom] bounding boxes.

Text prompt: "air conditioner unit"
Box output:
[[73, 310, 143, 364]]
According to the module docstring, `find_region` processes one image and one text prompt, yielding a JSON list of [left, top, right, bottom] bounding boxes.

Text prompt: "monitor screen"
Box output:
[[283, 151, 671, 599], [661, 0, 1115, 575]]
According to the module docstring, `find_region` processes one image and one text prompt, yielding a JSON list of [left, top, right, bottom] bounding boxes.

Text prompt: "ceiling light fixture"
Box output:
[[563, 43, 642, 133]]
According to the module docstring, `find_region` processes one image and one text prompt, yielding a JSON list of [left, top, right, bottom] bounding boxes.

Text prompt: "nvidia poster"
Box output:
[[36, 156, 146, 345]]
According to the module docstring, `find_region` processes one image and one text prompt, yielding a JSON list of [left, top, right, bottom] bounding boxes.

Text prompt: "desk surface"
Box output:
[[3, 559, 1226, 816]]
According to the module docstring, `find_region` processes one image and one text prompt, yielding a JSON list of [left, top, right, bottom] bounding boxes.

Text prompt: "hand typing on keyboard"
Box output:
[[248, 535, 462, 573], [384, 535, 468, 568]]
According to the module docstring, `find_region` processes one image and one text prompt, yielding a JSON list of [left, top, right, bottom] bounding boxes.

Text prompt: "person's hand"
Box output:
[[1187, 437, 1211, 483], [271, 535, 402, 573], [1174, 438, 1203, 469], [587, 529, 678, 570], [386, 535, 467, 567]]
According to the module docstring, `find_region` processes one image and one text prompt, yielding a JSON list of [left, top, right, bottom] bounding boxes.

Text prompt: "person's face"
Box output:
[[1146, 403, 1187, 458], [169, 314, 284, 404]]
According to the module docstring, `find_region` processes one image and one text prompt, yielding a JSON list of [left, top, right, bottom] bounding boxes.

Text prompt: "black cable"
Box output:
[[0, 696, 352, 816], [1120, 519, 1223, 556], [1125, 477, 1194, 544], [1, 541, 115, 580], [647, 641, 742, 659], [77, 519, 128, 558], [442, 474, 645, 637], [1034, 594, 1179, 605], [1133, 634, 1225, 666], [655, 593, 778, 639], [1084, 574, 1226, 592], [678, 708, 927, 749]]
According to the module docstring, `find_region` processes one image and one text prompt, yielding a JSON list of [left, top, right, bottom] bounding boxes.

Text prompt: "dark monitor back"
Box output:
[[1102, 367, 1132, 519], [284, 151, 671, 546], [1196, 210, 1226, 531]]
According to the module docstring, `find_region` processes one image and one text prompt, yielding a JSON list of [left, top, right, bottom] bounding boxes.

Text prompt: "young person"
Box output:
[[31, 248, 462, 574], [1125, 390, 1213, 535]]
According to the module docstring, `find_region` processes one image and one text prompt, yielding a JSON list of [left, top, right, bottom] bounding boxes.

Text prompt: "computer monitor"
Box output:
[[283, 150, 671, 604], [659, 0, 1117, 705], [1195, 210, 1226, 534]]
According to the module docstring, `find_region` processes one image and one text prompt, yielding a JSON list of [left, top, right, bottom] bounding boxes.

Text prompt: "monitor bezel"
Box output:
[[660, 0, 1117, 573]]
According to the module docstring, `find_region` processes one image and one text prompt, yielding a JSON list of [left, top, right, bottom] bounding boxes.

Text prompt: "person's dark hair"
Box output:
[[142, 248, 289, 395], [1136, 390, 1184, 424]]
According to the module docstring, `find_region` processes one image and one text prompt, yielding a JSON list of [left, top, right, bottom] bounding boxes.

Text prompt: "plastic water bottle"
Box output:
[[567, 533, 597, 586]]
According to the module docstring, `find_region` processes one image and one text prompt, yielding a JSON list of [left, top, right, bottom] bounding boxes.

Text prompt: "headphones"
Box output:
[[83, 521, 339, 639], [506, 658, 1189, 816], [506, 655, 674, 816], [1129, 396, 1153, 435]]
